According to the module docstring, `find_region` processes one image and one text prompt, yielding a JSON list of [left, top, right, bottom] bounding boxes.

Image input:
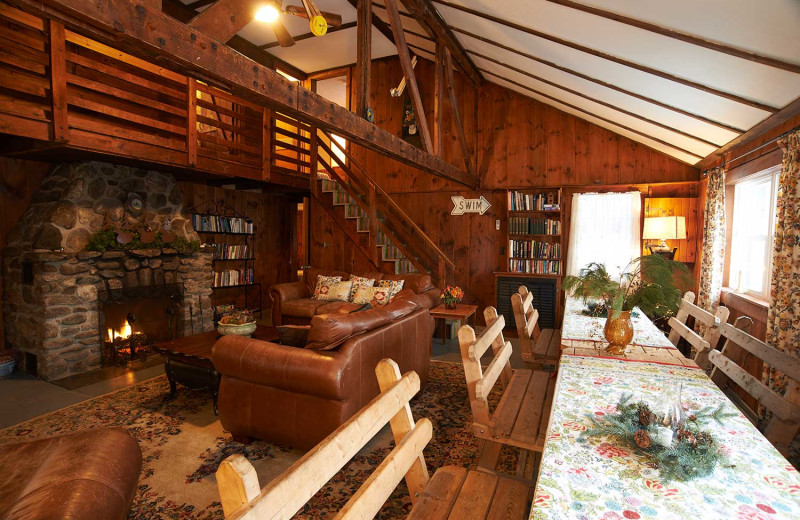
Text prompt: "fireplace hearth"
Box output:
[[2, 161, 215, 380]]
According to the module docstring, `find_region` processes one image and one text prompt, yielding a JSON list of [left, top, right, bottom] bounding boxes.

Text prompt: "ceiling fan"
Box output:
[[255, 0, 344, 47]]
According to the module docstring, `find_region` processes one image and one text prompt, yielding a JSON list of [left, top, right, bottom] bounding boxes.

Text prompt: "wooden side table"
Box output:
[[430, 304, 478, 344]]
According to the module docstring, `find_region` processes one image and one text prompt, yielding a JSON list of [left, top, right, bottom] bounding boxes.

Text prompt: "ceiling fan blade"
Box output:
[[284, 5, 342, 27], [272, 19, 296, 47]]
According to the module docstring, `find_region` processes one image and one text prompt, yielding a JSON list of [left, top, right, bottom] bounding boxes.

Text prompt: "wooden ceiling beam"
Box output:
[[260, 21, 358, 49], [345, 0, 404, 56], [696, 96, 800, 170], [354, 0, 371, 119], [10, 0, 476, 187], [435, 0, 780, 113], [452, 26, 745, 135], [162, 0, 307, 80], [443, 47, 474, 175], [546, 0, 800, 75], [481, 69, 703, 162], [398, 0, 481, 86], [385, 0, 433, 152], [470, 49, 721, 149], [187, 0, 256, 44]]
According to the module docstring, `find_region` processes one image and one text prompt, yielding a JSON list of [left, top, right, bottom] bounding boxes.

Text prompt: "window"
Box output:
[[729, 166, 780, 299], [566, 192, 642, 280]]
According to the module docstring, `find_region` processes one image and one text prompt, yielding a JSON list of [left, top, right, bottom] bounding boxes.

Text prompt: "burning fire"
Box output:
[[107, 320, 132, 342]]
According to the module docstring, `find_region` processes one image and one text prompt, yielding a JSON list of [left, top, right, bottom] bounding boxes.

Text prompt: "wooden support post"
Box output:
[[355, 0, 371, 119], [309, 126, 319, 191], [368, 183, 379, 267], [443, 49, 474, 176], [186, 77, 197, 166], [216, 454, 260, 516], [48, 20, 68, 142], [261, 106, 271, 181], [433, 42, 445, 156], [375, 359, 430, 503], [384, 0, 433, 153]]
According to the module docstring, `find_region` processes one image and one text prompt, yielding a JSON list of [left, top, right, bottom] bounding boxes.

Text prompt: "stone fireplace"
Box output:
[[2, 162, 214, 380]]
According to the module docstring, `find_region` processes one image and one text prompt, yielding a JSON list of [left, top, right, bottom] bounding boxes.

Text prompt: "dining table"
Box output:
[[530, 297, 800, 519]]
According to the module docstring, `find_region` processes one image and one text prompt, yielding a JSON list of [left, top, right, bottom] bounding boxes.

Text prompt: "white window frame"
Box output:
[[729, 165, 780, 300]]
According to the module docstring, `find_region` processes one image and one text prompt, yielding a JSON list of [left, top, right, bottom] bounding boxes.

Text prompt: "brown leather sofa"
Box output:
[[212, 293, 434, 449], [0, 427, 142, 520], [270, 267, 441, 326]]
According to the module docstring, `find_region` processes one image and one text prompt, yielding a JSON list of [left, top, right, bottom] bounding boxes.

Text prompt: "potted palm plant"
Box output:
[[562, 255, 691, 354]]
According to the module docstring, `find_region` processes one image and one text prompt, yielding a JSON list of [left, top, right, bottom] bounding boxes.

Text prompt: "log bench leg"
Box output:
[[477, 439, 502, 472]]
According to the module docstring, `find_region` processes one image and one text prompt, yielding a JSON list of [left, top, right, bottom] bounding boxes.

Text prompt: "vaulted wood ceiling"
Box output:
[[180, 0, 800, 166]]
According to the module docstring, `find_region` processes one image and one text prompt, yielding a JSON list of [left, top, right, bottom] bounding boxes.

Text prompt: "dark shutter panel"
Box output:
[[496, 276, 557, 329]]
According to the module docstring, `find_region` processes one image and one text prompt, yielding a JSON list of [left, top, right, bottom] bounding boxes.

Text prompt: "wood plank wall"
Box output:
[[310, 58, 700, 322]]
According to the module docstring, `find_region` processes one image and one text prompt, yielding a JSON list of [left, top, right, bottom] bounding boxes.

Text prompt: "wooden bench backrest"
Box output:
[[216, 359, 431, 520], [511, 286, 538, 359], [708, 317, 800, 456], [667, 291, 728, 369], [458, 307, 514, 428]]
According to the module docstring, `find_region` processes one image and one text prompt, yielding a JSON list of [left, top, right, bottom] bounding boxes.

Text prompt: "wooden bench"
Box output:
[[458, 307, 556, 475], [511, 286, 560, 368], [708, 317, 800, 457], [216, 358, 531, 520], [667, 291, 728, 370]]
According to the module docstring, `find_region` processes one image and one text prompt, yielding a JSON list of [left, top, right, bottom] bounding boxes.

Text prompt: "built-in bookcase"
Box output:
[[504, 188, 564, 276]]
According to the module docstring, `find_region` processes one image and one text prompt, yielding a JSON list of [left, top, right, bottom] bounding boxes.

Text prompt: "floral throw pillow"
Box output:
[[352, 285, 375, 305], [313, 275, 342, 300], [317, 281, 353, 302], [370, 286, 394, 306], [348, 275, 376, 301], [377, 279, 405, 299]]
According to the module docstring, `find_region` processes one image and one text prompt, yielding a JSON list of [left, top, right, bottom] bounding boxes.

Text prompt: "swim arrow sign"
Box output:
[[451, 195, 491, 215]]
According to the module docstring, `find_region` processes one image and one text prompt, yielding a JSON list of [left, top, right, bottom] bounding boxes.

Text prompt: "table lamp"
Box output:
[[643, 216, 686, 259]]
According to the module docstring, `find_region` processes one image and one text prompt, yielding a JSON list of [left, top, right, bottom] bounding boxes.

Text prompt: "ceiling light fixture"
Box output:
[[255, 3, 280, 23]]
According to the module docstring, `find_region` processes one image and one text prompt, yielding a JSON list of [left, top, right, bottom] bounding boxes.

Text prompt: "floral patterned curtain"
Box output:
[[697, 167, 726, 317], [765, 130, 800, 395]]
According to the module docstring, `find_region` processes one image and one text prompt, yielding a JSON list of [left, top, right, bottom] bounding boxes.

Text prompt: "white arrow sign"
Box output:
[[451, 195, 491, 216]]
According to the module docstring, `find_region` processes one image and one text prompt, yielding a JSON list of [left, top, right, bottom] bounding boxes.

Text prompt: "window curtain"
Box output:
[[765, 129, 800, 396], [566, 192, 642, 280], [697, 167, 726, 315]]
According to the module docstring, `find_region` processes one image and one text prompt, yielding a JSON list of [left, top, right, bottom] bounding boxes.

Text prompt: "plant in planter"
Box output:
[[441, 285, 464, 310], [217, 309, 256, 336], [563, 255, 691, 354]]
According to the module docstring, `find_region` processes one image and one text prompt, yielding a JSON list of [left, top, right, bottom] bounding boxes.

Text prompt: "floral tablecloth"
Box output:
[[531, 355, 800, 520], [561, 297, 676, 349]]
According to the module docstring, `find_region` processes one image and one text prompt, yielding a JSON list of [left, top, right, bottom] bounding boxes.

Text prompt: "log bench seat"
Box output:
[[488, 367, 557, 452], [512, 286, 560, 368]]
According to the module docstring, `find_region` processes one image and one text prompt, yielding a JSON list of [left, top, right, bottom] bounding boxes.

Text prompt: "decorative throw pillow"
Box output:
[[318, 281, 353, 302], [352, 285, 375, 305], [348, 275, 376, 301], [370, 286, 394, 306], [313, 275, 342, 300], [377, 279, 405, 299]]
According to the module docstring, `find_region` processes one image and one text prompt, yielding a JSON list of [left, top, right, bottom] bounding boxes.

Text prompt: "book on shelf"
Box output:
[[213, 268, 254, 287], [508, 239, 560, 260], [508, 190, 560, 212], [509, 217, 561, 235], [191, 214, 254, 234], [210, 243, 251, 260], [508, 258, 561, 275]]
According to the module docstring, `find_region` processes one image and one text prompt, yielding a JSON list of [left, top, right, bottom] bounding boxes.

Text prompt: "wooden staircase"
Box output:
[[319, 179, 419, 275]]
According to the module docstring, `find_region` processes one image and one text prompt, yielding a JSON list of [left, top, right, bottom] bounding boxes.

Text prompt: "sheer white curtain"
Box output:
[[566, 192, 642, 279]]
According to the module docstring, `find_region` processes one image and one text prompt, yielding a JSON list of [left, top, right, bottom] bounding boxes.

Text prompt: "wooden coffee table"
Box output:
[[430, 304, 478, 344], [151, 325, 277, 414]]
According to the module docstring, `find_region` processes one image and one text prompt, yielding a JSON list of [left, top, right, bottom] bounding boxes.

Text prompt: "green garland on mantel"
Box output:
[[581, 393, 737, 482], [86, 229, 200, 254]]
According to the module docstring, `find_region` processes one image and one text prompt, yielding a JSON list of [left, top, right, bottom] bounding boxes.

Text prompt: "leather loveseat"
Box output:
[[270, 267, 441, 326], [212, 292, 434, 449], [0, 427, 142, 520]]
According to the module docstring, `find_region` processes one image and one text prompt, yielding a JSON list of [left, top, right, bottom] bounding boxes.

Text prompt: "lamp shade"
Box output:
[[643, 216, 686, 240]]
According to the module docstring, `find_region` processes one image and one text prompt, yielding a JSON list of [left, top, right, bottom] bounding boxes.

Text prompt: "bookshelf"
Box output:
[[189, 200, 261, 317], [495, 188, 565, 328]]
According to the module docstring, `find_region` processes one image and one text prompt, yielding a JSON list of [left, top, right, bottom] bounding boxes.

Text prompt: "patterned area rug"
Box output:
[[0, 361, 515, 519]]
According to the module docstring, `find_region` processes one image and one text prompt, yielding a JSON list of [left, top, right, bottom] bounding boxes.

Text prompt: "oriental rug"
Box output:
[[0, 361, 515, 519]]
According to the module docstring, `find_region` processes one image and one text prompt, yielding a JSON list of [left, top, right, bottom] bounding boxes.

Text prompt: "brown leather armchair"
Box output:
[[270, 268, 441, 326], [0, 427, 142, 520], [213, 298, 433, 449]]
